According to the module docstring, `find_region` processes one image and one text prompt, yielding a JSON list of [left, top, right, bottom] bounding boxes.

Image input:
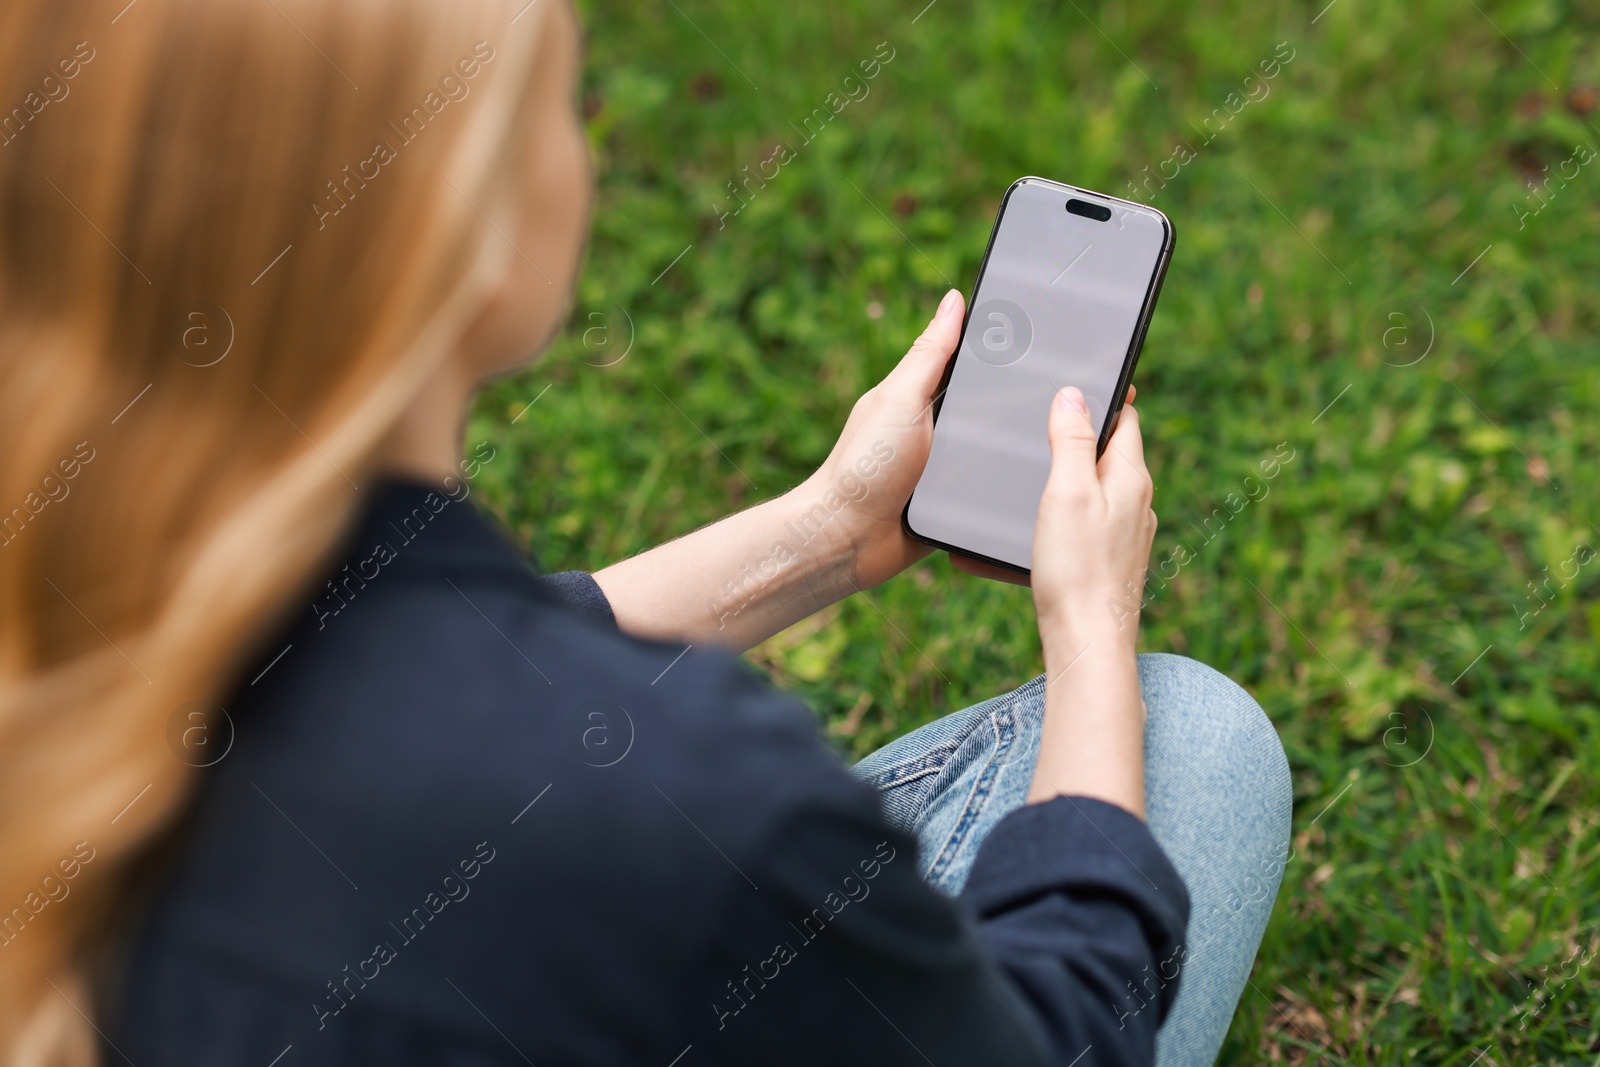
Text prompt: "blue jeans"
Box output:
[[853, 653, 1293, 1067]]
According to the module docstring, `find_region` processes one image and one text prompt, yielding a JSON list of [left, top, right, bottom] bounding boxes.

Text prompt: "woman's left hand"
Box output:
[[803, 293, 1142, 592], [594, 286, 1145, 650], [797, 288, 966, 590]]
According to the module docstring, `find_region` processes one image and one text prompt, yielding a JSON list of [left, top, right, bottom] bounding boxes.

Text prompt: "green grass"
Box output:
[[470, 1, 1600, 1061]]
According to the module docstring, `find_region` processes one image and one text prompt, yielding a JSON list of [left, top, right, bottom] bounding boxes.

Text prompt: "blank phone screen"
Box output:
[[906, 178, 1169, 571]]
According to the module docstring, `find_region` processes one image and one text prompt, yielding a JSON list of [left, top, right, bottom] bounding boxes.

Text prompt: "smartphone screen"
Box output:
[[905, 177, 1172, 572]]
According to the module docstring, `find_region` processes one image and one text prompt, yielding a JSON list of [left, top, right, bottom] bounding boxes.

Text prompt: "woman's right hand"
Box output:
[[1030, 386, 1157, 660], [1023, 385, 1156, 814]]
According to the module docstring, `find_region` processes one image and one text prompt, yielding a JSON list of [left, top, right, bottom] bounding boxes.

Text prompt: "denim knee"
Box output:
[[1137, 653, 1292, 852]]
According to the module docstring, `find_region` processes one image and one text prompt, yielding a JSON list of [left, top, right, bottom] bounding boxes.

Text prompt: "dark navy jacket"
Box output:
[[110, 479, 1188, 1066]]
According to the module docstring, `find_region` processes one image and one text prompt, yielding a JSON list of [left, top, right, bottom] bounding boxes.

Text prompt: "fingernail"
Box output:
[[1056, 386, 1090, 417], [936, 289, 960, 320]]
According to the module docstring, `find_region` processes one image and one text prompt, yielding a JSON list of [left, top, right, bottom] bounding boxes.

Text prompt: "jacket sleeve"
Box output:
[[962, 795, 1191, 1059], [689, 774, 1189, 1066], [534, 570, 616, 628]]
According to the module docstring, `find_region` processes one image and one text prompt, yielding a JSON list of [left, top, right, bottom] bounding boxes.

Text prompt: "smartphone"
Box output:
[[904, 177, 1174, 574]]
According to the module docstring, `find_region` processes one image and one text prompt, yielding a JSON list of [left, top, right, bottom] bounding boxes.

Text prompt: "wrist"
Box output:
[[1041, 628, 1124, 674], [786, 468, 869, 575], [686, 490, 857, 646], [768, 478, 862, 596], [1039, 594, 1140, 650]]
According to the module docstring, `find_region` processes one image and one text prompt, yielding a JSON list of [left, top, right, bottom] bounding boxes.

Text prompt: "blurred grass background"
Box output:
[[470, 0, 1600, 1061]]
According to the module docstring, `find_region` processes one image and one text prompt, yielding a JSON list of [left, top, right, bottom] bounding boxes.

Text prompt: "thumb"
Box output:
[[898, 288, 965, 378], [1044, 386, 1100, 496]]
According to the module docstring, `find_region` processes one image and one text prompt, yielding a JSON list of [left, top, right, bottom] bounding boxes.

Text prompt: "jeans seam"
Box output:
[[925, 704, 1019, 887], [860, 746, 961, 790]]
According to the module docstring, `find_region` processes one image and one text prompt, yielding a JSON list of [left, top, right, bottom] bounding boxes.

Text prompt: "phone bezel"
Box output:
[[901, 175, 1177, 577]]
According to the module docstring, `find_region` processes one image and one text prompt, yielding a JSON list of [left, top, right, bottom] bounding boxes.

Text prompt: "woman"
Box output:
[[0, 0, 1290, 1064]]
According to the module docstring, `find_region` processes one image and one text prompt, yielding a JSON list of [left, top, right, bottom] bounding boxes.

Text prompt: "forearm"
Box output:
[[592, 294, 961, 651], [592, 479, 860, 652], [1027, 629, 1147, 818]]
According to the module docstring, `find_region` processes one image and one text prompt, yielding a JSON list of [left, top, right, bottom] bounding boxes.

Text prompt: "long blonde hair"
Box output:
[[0, 0, 551, 1059]]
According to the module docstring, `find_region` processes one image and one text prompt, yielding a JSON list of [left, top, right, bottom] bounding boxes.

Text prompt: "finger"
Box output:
[[889, 289, 965, 399], [950, 552, 1032, 587], [913, 288, 965, 359], [1098, 403, 1152, 505], [1042, 386, 1101, 500], [1125, 383, 1137, 404]]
